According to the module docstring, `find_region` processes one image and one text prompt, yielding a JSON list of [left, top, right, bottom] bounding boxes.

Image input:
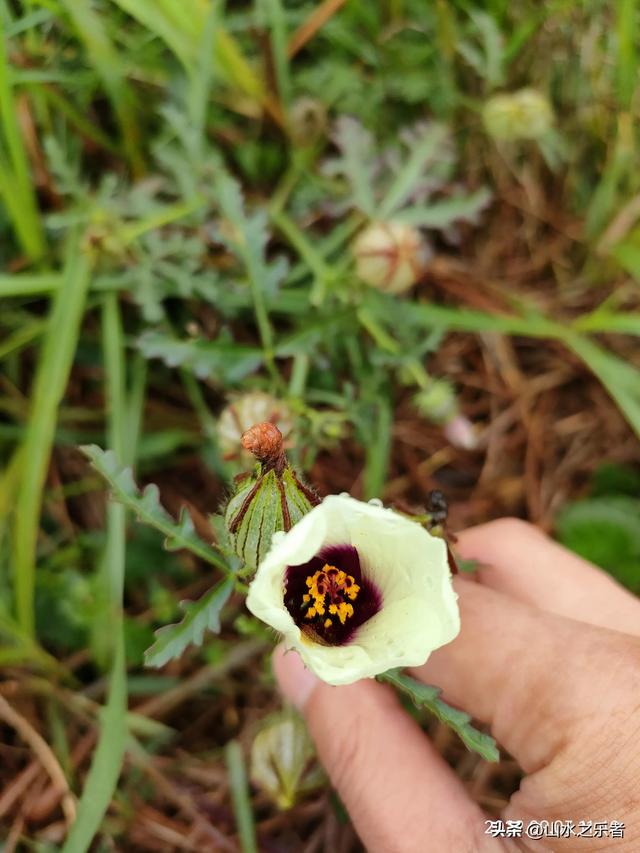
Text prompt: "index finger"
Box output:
[[456, 519, 640, 636], [273, 646, 505, 853]]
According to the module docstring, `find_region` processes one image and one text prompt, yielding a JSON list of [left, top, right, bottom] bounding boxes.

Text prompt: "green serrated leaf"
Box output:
[[80, 445, 229, 572], [394, 188, 492, 229], [137, 331, 264, 383], [324, 116, 377, 217], [379, 669, 499, 763], [378, 124, 449, 219], [144, 576, 235, 668]]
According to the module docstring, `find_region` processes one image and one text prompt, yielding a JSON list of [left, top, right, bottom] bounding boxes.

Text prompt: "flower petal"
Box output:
[[246, 493, 460, 685]]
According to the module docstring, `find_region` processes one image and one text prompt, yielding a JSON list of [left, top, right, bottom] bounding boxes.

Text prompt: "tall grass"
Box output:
[[0, 13, 45, 260], [12, 235, 92, 635], [62, 294, 129, 853]]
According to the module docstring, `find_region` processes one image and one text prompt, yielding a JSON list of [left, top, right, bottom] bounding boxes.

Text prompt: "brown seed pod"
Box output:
[[218, 391, 294, 460], [241, 422, 286, 472]]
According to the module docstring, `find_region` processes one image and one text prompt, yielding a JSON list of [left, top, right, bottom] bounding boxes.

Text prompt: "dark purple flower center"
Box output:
[[284, 544, 382, 646]]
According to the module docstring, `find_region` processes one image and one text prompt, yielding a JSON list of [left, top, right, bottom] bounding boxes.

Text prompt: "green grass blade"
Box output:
[[0, 272, 126, 298], [411, 302, 640, 437], [109, 0, 197, 67], [0, 608, 67, 673], [585, 119, 634, 238], [60, 0, 143, 173], [0, 15, 45, 259], [13, 235, 92, 635], [109, 0, 272, 118], [567, 334, 640, 440], [0, 319, 45, 361], [62, 636, 127, 852], [409, 301, 564, 337], [616, 0, 637, 109], [363, 396, 392, 500], [265, 0, 291, 109], [0, 272, 65, 297], [31, 82, 121, 153], [63, 293, 129, 852], [186, 5, 218, 156], [572, 312, 640, 336], [225, 740, 258, 853]]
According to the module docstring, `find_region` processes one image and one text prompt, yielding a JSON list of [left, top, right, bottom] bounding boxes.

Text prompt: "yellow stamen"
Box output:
[[303, 563, 360, 625]]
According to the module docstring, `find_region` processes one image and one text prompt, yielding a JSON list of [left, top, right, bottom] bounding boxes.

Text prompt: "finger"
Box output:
[[455, 518, 640, 636], [413, 578, 640, 771], [273, 645, 503, 853]]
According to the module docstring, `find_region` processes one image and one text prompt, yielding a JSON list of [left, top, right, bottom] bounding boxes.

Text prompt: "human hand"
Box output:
[[273, 519, 640, 851]]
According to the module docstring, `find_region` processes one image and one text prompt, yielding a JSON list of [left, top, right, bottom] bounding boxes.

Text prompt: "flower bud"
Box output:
[[353, 222, 431, 294], [482, 88, 553, 141], [413, 379, 458, 424], [443, 414, 478, 451], [218, 392, 293, 461], [224, 423, 319, 574], [250, 711, 325, 809]]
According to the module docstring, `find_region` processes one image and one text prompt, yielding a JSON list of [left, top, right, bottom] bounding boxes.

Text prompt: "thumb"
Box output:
[[272, 645, 502, 853]]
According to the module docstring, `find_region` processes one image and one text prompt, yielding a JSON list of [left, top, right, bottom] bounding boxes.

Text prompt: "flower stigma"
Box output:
[[283, 544, 382, 647], [303, 565, 361, 627]]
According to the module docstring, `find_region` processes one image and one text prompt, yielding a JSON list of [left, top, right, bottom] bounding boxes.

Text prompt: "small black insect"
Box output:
[[425, 489, 448, 527]]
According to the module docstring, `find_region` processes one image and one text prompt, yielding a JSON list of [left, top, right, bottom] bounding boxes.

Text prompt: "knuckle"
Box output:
[[485, 517, 542, 542]]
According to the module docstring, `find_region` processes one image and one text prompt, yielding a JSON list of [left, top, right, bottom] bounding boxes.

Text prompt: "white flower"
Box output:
[[246, 494, 460, 686]]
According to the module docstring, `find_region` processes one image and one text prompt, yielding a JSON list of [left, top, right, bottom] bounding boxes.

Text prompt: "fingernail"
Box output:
[[272, 644, 319, 711]]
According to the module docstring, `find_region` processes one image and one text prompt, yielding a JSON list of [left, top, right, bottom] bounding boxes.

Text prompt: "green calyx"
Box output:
[[250, 710, 325, 809], [225, 463, 317, 576]]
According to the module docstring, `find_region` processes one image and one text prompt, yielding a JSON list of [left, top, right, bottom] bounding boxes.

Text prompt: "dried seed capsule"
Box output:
[[217, 392, 294, 460], [353, 222, 431, 294], [241, 422, 286, 469]]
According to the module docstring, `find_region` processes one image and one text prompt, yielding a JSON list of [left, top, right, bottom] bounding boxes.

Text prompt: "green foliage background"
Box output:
[[0, 0, 639, 848]]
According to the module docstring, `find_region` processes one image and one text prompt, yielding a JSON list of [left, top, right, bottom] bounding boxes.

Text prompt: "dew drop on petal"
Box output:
[[367, 498, 383, 507]]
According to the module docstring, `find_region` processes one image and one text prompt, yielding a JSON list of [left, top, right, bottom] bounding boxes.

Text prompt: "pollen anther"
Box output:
[[303, 564, 360, 628]]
